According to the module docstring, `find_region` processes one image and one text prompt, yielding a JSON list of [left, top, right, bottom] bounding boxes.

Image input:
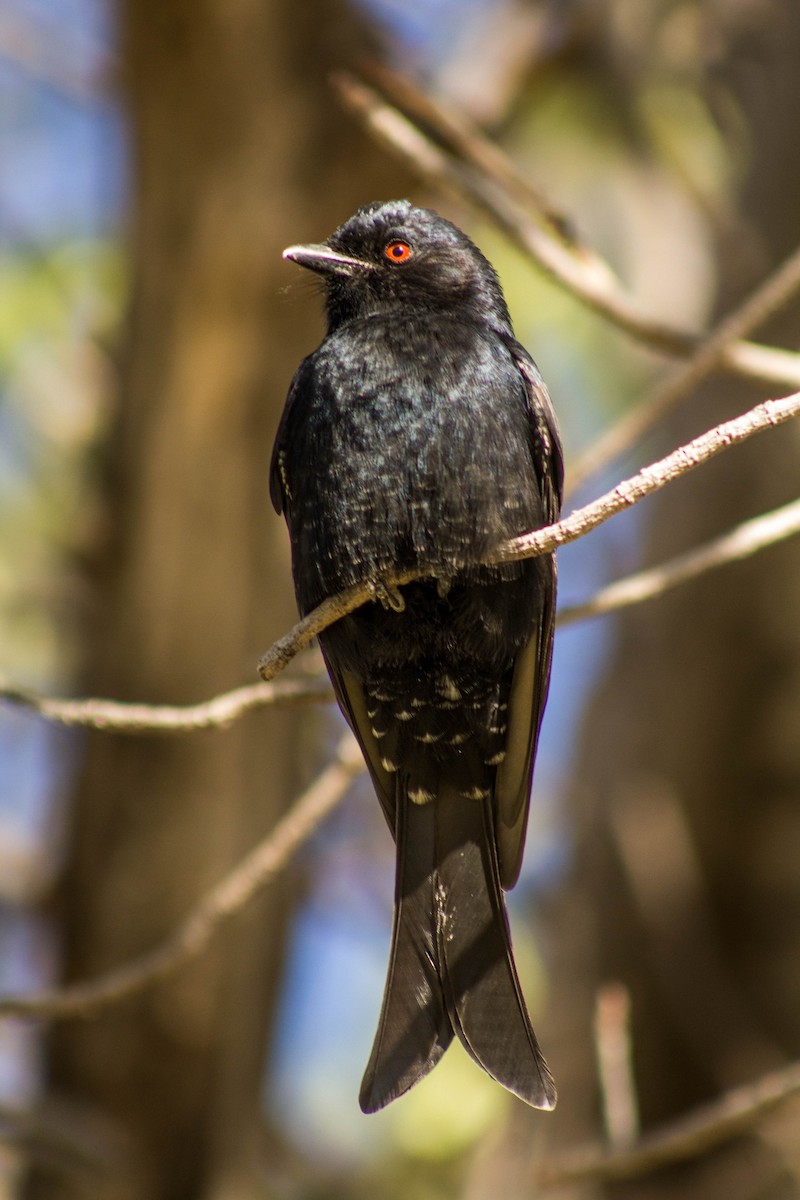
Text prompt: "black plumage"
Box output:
[[271, 200, 563, 1112]]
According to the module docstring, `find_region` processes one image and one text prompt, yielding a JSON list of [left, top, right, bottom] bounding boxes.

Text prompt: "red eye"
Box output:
[[384, 240, 412, 263]]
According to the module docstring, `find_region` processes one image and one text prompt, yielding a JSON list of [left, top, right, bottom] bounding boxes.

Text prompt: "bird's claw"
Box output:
[[371, 581, 406, 612]]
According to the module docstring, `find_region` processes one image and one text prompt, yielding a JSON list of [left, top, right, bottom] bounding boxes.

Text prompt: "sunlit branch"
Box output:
[[569, 242, 800, 489], [3, 492, 798, 730], [492, 392, 800, 564], [3, 395, 799, 732], [360, 62, 579, 249], [256, 392, 799, 687], [558, 496, 800, 625], [0, 395, 797, 1021], [333, 71, 800, 394]]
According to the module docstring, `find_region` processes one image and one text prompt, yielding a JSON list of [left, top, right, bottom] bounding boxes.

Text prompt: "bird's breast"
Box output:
[[287, 316, 542, 610]]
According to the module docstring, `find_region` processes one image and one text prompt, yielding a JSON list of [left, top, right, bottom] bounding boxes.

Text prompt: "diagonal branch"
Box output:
[[0, 736, 363, 1020], [336, 69, 800, 490], [491, 391, 800, 566], [4, 493, 799, 731], [251, 384, 799, 831], [256, 391, 799, 684], [569, 241, 800, 489], [0, 399, 797, 1021], [333, 70, 800, 393], [3, 494, 798, 730], [559, 496, 800, 625], [3, 393, 799, 732], [535, 1058, 800, 1189], [359, 62, 579, 247]]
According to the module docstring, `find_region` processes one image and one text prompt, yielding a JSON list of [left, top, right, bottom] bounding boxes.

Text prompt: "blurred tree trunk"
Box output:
[[25, 3, 408, 1198], [544, 9, 800, 1199]]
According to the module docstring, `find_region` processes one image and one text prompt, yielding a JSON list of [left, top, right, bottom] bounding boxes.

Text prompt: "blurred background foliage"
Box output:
[[1, 1, 799, 1198]]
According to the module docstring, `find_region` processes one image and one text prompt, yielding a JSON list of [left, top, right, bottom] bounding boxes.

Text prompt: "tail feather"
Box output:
[[359, 793, 453, 1113], [361, 777, 555, 1112], [435, 784, 556, 1109]]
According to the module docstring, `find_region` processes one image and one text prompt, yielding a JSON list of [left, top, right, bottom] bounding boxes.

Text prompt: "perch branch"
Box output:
[[3, 394, 799, 730]]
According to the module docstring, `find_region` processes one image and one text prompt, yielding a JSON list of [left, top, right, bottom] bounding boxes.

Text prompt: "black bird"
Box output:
[[271, 200, 563, 1113]]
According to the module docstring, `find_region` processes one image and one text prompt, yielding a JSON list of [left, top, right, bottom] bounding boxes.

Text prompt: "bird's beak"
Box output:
[[282, 243, 374, 278]]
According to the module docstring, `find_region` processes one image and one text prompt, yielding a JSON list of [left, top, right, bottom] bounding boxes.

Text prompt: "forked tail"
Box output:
[[360, 780, 555, 1113]]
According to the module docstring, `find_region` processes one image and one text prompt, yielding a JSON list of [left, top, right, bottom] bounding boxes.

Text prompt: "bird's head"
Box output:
[[283, 200, 513, 334]]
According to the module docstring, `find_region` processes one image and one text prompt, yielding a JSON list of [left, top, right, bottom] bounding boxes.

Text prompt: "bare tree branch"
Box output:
[[1, 736, 797, 1187], [535, 1059, 800, 1189], [334, 69, 800, 494], [3, 394, 799, 732], [333, 70, 800, 392], [569, 242, 800, 489], [255, 392, 800, 685], [0, 395, 795, 1180], [558, 496, 800, 625], [0, 673, 332, 733], [360, 62, 579, 248], [254, 392, 798, 686], [4, 491, 798, 732], [492, 392, 800, 563], [0, 735, 363, 1019]]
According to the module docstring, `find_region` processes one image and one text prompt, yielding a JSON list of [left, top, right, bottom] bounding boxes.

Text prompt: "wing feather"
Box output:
[[492, 342, 563, 887]]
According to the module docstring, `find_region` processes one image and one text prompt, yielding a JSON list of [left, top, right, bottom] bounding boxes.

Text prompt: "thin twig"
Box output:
[[0, 673, 332, 733], [361, 62, 578, 246], [492, 392, 800, 564], [333, 71, 800, 392], [339, 69, 800, 490], [569, 242, 800, 490], [3, 490, 796, 731], [535, 1059, 800, 1189], [3, 494, 798, 729], [0, 398, 797, 1022], [257, 392, 799, 684], [0, 736, 363, 1019], [3, 396, 799, 731], [558, 496, 800, 625]]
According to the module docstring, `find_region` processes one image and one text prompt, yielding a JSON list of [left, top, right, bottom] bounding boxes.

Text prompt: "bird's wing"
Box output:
[[322, 651, 398, 835], [271, 362, 396, 828], [272, 355, 399, 831], [493, 575, 557, 887], [269, 361, 310, 515], [509, 343, 564, 526], [493, 344, 564, 888]]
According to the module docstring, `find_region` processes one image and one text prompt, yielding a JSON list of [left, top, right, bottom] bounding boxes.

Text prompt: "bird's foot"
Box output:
[[370, 581, 406, 612]]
